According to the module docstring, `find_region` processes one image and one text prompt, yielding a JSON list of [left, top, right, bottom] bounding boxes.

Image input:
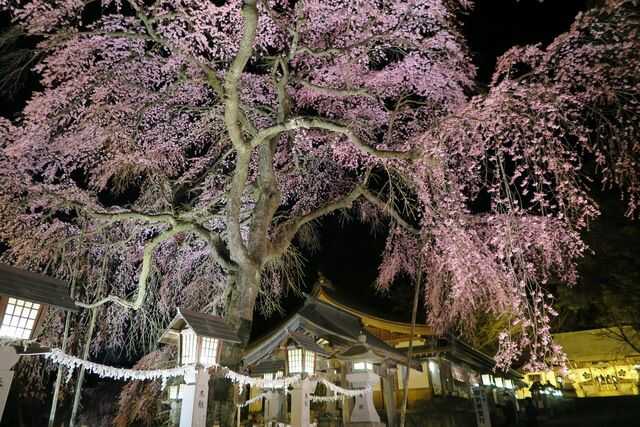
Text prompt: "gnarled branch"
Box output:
[[297, 79, 375, 99], [89, 209, 236, 271], [360, 188, 420, 234], [223, 0, 258, 149], [268, 183, 420, 259], [268, 187, 364, 259], [250, 117, 421, 161], [76, 225, 186, 310]]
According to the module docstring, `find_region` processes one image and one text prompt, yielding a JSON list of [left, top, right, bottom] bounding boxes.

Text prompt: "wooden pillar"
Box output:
[[340, 361, 352, 425], [0, 346, 20, 424], [381, 364, 397, 427]]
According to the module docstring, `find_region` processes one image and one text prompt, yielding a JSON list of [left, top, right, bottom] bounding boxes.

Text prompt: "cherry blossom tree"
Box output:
[[0, 0, 638, 423]]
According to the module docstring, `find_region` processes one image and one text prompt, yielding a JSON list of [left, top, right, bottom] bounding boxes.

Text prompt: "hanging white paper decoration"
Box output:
[[44, 348, 194, 383], [317, 378, 371, 397], [40, 348, 371, 403], [310, 394, 345, 402]]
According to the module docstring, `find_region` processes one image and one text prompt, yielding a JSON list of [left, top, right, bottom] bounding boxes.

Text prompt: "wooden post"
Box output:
[[340, 361, 351, 424], [47, 310, 72, 427], [381, 363, 397, 427], [69, 307, 98, 427], [49, 254, 78, 427], [400, 270, 421, 427]]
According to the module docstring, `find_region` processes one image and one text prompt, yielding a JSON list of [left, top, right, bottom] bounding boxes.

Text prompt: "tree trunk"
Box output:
[[216, 267, 261, 427], [400, 271, 421, 427]]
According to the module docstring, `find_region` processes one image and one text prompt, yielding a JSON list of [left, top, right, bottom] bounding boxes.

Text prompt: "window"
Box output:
[[494, 377, 504, 388], [168, 385, 183, 400], [200, 337, 218, 366], [287, 348, 315, 375], [304, 349, 315, 374], [263, 371, 284, 381], [353, 362, 373, 371], [181, 329, 197, 365], [481, 374, 494, 386], [288, 348, 303, 374], [0, 298, 40, 339]]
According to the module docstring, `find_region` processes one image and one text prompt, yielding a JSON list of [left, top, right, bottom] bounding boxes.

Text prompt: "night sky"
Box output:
[[2, 0, 638, 341], [263, 0, 640, 342], [254, 0, 607, 336]]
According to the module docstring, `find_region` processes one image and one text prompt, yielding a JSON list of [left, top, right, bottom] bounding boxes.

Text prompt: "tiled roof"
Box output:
[[0, 264, 78, 312], [251, 359, 285, 375], [159, 308, 241, 344], [289, 331, 331, 357]]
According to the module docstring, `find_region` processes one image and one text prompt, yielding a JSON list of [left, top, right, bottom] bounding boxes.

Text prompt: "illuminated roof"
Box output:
[[553, 327, 640, 362], [159, 308, 241, 345], [0, 263, 78, 312], [313, 283, 432, 336], [242, 296, 415, 368]]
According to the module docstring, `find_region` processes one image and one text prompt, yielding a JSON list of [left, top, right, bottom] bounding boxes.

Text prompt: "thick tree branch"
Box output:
[[227, 151, 253, 266], [297, 79, 375, 99], [250, 117, 421, 160], [294, 33, 391, 58], [76, 225, 187, 310], [268, 183, 420, 259], [222, 0, 261, 267], [89, 210, 236, 271], [224, 0, 258, 149], [90, 210, 178, 225], [360, 188, 420, 234], [268, 186, 364, 259]]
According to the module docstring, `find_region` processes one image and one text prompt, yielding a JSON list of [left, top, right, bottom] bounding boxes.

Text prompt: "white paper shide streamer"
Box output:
[[310, 394, 345, 402], [45, 348, 194, 385], [236, 392, 269, 408], [225, 369, 300, 389], [43, 349, 371, 402], [318, 378, 371, 397]]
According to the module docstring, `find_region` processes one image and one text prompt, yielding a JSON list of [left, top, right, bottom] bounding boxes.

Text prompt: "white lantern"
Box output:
[[481, 374, 494, 386], [353, 361, 374, 372], [160, 308, 240, 368], [263, 371, 283, 381], [178, 328, 219, 366], [286, 346, 315, 375], [159, 308, 241, 427], [0, 264, 78, 341], [0, 298, 41, 339]]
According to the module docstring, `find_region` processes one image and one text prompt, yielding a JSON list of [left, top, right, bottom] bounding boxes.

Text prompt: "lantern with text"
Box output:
[[285, 332, 325, 376], [159, 308, 240, 427], [159, 308, 240, 368]]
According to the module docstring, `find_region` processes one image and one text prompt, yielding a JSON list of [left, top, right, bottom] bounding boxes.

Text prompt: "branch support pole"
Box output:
[[69, 307, 98, 427], [48, 310, 72, 427], [400, 269, 421, 427]]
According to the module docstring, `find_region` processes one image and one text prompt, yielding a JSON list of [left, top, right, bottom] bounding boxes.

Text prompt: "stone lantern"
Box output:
[[337, 334, 385, 427], [159, 308, 241, 427]]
